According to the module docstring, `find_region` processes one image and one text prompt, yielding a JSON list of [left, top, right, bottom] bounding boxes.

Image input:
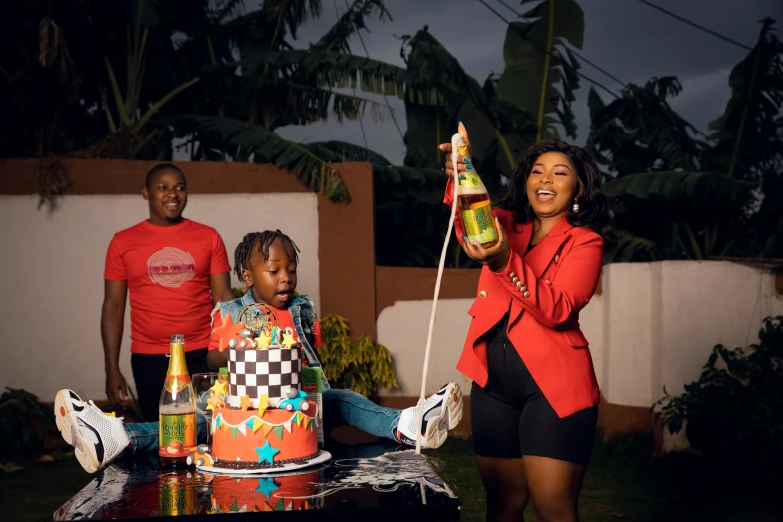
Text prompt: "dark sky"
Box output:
[[249, 0, 782, 164]]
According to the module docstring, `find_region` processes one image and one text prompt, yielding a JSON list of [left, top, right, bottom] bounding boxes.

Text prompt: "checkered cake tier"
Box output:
[[227, 346, 302, 408]]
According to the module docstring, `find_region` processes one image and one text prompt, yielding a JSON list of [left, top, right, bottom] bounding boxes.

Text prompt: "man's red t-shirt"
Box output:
[[104, 219, 231, 355], [209, 304, 322, 363]]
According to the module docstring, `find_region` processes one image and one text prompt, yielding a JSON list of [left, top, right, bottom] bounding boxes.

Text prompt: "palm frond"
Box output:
[[312, 0, 391, 54], [706, 17, 783, 179], [587, 77, 705, 174], [230, 48, 462, 118], [169, 115, 348, 201], [207, 0, 246, 23], [305, 140, 391, 164], [264, 0, 323, 41], [604, 170, 755, 203], [496, 0, 585, 140], [605, 230, 660, 263]]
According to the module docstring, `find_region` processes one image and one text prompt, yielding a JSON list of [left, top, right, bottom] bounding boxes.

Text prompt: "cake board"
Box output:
[[197, 449, 332, 475]]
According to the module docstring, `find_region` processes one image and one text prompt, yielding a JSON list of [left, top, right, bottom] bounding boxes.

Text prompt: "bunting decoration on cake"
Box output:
[[213, 405, 318, 438]]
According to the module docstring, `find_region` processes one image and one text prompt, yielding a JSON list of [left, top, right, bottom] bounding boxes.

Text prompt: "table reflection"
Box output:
[[52, 441, 459, 521]]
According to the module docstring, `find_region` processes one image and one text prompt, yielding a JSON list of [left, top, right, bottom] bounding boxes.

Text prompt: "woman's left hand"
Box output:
[[462, 216, 511, 272]]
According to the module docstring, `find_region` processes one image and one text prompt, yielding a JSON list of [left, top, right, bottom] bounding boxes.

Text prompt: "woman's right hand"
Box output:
[[437, 122, 473, 178]]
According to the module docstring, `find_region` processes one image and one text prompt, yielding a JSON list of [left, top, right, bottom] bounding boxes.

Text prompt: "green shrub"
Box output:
[[319, 314, 398, 397], [653, 316, 783, 469], [0, 388, 58, 469]]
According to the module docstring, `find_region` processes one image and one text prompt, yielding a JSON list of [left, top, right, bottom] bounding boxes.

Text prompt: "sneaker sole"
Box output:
[[423, 383, 463, 449], [54, 390, 101, 473]]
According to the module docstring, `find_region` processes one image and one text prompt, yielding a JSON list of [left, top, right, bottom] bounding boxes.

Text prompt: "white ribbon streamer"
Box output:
[[415, 132, 463, 454]]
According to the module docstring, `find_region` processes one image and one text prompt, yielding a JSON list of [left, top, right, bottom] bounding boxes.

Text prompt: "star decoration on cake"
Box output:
[[212, 314, 246, 352], [255, 477, 279, 497], [206, 393, 224, 412], [281, 330, 298, 349], [239, 395, 253, 410], [209, 380, 227, 396], [254, 441, 280, 465], [255, 330, 273, 349]]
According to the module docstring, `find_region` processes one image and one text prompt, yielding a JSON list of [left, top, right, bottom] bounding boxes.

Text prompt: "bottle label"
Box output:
[[159, 481, 195, 515], [159, 413, 196, 457], [163, 374, 190, 394], [460, 199, 498, 244], [458, 173, 483, 189]]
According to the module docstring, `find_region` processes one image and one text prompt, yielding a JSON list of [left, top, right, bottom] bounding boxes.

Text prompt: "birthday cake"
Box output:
[[196, 303, 324, 472]]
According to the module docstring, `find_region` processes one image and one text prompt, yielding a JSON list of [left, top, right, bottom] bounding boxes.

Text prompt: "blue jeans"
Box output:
[[124, 388, 402, 454]]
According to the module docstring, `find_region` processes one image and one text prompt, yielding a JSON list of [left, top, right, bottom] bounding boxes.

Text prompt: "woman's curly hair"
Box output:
[[497, 138, 615, 250]]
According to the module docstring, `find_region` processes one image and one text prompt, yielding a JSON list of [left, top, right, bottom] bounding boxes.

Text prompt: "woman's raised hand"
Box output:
[[462, 217, 511, 272], [438, 122, 472, 178]]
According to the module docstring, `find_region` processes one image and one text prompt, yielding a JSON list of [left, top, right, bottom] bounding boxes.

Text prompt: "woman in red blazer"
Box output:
[[440, 125, 614, 522]]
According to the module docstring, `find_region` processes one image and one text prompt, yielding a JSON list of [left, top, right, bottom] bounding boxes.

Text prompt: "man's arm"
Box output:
[[207, 349, 229, 370], [101, 279, 129, 408], [210, 272, 235, 306]]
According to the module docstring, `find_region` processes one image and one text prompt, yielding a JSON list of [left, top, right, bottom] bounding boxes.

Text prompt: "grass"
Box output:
[[5, 433, 783, 522], [428, 433, 783, 522]]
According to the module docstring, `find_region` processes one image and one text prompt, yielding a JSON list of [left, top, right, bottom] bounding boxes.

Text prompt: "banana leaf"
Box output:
[[497, 0, 584, 141]]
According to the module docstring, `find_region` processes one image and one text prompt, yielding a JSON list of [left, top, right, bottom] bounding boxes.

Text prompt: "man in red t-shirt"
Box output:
[[102, 163, 235, 421]]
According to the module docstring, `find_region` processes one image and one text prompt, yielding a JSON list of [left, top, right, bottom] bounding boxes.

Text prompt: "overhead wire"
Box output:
[[347, 0, 405, 142], [482, 0, 765, 160], [333, 0, 369, 150], [475, 0, 621, 99], [493, 0, 627, 88], [635, 0, 753, 51]]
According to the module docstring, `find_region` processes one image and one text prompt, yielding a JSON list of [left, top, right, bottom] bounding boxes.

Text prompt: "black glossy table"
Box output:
[[50, 440, 461, 521]]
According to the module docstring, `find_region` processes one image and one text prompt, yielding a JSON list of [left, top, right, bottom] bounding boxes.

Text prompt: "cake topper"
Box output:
[[238, 303, 279, 336]]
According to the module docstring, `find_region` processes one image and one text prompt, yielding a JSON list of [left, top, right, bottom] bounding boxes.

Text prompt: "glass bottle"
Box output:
[[452, 133, 499, 248], [159, 334, 197, 465]]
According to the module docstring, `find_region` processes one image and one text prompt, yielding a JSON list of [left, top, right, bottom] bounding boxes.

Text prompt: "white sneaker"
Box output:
[[52, 464, 129, 520], [395, 383, 463, 449], [54, 389, 130, 473]]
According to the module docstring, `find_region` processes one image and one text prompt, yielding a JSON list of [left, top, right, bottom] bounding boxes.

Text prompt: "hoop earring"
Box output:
[[572, 196, 580, 213]]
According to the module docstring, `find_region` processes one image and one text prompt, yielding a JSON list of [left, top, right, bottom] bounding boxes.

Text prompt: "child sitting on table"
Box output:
[[55, 229, 463, 473]]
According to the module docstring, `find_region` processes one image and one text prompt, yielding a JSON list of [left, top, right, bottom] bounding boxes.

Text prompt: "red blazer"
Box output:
[[445, 181, 602, 418]]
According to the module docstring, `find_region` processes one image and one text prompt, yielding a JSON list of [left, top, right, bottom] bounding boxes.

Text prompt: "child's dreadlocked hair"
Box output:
[[233, 230, 301, 281]]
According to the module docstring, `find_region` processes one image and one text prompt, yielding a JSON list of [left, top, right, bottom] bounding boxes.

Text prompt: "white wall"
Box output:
[[376, 299, 474, 397], [377, 261, 783, 410], [0, 193, 318, 402]]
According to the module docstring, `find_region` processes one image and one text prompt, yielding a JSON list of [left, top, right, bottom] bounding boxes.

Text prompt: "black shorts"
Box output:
[[471, 335, 598, 464], [131, 348, 210, 422]]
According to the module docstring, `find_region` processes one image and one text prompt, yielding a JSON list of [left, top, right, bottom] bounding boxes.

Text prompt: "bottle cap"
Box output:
[[170, 334, 184, 344]]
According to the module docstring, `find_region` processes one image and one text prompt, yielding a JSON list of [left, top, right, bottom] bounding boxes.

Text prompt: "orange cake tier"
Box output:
[[211, 406, 318, 469], [211, 470, 322, 512]]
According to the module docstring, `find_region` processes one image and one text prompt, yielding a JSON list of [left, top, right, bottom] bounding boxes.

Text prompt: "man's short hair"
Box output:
[[145, 163, 186, 188]]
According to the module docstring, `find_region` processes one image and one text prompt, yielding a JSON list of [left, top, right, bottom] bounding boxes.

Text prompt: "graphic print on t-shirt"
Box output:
[[147, 247, 196, 288]]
